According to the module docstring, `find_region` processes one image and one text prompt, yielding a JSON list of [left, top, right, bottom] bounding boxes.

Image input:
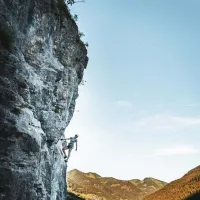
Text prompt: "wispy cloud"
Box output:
[[148, 145, 199, 156], [125, 114, 200, 133], [115, 100, 133, 108], [185, 103, 200, 107]]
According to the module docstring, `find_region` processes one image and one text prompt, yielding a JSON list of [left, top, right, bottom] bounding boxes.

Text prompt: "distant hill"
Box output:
[[144, 166, 200, 200], [67, 169, 167, 200]]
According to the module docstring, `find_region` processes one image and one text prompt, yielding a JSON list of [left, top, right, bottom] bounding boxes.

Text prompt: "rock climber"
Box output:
[[61, 134, 78, 162]]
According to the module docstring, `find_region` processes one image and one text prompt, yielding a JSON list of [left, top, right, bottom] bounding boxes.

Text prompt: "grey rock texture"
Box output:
[[0, 0, 88, 199]]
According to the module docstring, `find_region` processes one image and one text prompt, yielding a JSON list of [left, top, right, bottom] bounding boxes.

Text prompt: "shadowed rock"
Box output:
[[67, 192, 85, 200], [185, 192, 200, 200]]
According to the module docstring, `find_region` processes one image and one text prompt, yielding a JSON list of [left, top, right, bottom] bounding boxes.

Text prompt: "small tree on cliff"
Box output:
[[73, 14, 78, 21], [66, 0, 85, 6]]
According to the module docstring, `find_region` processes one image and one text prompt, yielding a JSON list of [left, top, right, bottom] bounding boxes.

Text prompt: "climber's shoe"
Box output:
[[64, 156, 68, 162]]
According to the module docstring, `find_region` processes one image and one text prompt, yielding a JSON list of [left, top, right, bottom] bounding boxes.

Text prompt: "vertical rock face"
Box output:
[[0, 0, 88, 199]]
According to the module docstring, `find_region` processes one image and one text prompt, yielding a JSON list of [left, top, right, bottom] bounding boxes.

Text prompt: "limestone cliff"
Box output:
[[0, 0, 88, 199]]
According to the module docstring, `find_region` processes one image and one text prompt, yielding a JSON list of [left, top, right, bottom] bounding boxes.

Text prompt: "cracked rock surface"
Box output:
[[0, 0, 88, 199]]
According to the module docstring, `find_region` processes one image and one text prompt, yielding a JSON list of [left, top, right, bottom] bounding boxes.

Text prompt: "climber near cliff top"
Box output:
[[61, 134, 78, 162]]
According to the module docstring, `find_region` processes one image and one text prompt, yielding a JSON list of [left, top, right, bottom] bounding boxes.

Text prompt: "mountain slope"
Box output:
[[67, 169, 167, 200], [144, 166, 200, 200]]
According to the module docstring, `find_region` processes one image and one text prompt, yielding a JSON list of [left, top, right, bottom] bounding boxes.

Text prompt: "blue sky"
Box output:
[[66, 0, 200, 182]]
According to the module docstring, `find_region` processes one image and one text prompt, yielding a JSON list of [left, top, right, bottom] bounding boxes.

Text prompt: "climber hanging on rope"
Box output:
[[61, 134, 78, 162]]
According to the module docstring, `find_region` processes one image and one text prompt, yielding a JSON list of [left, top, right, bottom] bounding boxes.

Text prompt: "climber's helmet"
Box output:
[[75, 134, 79, 138]]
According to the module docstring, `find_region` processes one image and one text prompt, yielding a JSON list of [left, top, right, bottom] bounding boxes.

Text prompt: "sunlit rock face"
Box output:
[[0, 0, 88, 199]]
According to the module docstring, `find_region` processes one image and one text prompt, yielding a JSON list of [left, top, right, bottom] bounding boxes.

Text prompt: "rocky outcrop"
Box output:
[[0, 0, 88, 199]]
